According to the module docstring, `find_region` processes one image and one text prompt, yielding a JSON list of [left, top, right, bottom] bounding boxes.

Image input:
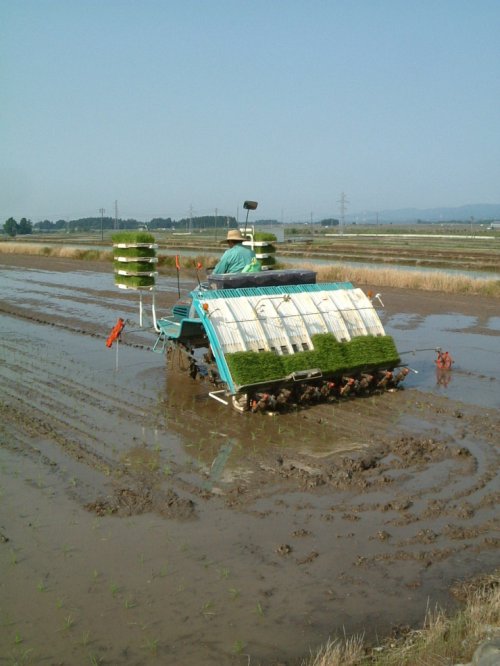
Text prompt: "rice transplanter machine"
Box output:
[[153, 268, 409, 412]]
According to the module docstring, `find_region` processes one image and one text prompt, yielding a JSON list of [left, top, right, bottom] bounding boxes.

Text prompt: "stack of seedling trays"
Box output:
[[112, 232, 158, 290], [244, 232, 277, 270]]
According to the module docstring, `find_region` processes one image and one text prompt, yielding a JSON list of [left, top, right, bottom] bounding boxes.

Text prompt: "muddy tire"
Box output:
[[231, 394, 249, 413]]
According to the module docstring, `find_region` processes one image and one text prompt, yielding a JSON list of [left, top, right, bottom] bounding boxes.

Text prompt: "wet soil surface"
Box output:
[[0, 255, 499, 665]]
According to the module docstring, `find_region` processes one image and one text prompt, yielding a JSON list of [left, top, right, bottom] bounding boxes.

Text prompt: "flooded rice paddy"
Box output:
[[0, 256, 499, 665]]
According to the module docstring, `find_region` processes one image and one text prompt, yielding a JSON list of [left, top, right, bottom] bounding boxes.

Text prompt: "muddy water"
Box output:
[[383, 312, 500, 409], [0, 259, 499, 666]]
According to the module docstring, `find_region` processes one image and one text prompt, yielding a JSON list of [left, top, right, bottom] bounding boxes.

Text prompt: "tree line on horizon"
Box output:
[[2, 215, 340, 236]]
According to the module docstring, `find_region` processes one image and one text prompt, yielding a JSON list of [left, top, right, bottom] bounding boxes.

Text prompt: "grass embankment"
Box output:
[[311, 263, 500, 298], [1, 241, 499, 297], [0, 242, 110, 261], [0, 242, 215, 271], [303, 572, 499, 666]]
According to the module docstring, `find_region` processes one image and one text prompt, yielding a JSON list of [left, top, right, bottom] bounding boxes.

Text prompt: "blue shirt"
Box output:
[[212, 243, 256, 274]]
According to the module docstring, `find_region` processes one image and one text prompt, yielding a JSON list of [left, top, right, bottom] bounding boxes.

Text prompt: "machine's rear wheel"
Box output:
[[231, 394, 249, 413]]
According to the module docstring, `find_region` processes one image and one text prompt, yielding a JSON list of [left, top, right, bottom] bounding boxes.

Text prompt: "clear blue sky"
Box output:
[[1, 0, 499, 222]]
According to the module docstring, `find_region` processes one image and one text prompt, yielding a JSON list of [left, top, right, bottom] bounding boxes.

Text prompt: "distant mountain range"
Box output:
[[347, 203, 500, 224]]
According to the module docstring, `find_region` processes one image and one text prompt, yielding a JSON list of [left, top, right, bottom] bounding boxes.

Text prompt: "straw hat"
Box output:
[[225, 229, 245, 242]]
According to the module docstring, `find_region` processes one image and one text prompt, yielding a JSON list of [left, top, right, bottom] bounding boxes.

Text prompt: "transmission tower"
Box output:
[[338, 192, 349, 234], [99, 208, 105, 241]]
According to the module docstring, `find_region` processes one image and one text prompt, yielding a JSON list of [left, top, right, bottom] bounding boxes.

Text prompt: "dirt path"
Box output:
[[0, 254, 499, 665]]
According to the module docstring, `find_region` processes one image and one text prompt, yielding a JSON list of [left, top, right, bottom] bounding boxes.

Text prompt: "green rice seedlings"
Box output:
[[114, 274, 155, 288], [113, 232, 157, 289], [201, 601, 215, 617], [225, 350, 284, 385], [111, 231, 155, 245], [225, 333, 400, 386], [254, 232, 277, 242], [155, 564, 168, 578], [253, 232, 278, 269], [113, 260, 157, 274], [110, 582, 120, 597], [232, 640, 245, 654], [255, 601, 264, 617], [141, 637, 159, 656], [63, 615, 74, 630]]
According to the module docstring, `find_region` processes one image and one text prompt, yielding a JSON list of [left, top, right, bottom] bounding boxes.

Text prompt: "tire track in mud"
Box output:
[[0, 311, 203, 519], [0, 299, 152, 350], [1, 337, 150, 432], [0, 377, 199, 521], [200, 395, 500, 575]]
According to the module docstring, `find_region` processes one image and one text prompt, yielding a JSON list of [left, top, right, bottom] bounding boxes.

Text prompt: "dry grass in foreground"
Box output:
[[1, 242, 499, 297], [302, 572, 499, 666]]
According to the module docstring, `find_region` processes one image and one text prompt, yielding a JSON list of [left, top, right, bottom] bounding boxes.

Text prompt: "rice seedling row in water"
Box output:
[[225, 334, 400, 386]]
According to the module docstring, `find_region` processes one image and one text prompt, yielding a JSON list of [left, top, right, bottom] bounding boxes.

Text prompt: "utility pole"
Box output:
[[189, 205, 193, 233], [114, 200, 118, 230], [99, 208, 105, 241], [338, 192, 348, 234], [214, 208, 218, 241]]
